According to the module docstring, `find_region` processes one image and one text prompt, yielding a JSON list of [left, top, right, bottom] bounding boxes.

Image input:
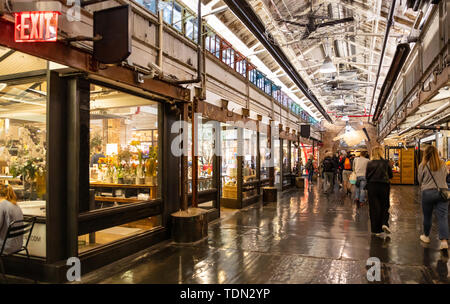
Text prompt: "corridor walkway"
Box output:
[[80, 183, 449, 284]]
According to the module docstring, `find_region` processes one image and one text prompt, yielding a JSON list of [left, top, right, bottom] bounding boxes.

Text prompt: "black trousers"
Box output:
[[367, 182, 390, 233]]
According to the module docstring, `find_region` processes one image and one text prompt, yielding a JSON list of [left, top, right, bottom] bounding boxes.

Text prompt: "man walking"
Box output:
[[321, 152, 336, 193]]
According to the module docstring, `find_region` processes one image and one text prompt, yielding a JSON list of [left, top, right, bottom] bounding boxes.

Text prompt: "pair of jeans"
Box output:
[[323, 172, 334, 192], [354, 176, 367, 202], [307, 170, 314, 182], [421, 189, 449, 240], [367, 182, 390, 233]]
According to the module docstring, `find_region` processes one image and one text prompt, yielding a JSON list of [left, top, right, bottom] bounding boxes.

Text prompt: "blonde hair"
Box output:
[[371, 147, 384, 160], [421, 145, 443, 171], [0, 184, 17, 204]]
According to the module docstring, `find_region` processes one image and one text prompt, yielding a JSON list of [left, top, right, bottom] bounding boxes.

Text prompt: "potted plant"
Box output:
[[144, 146, 158, 185]]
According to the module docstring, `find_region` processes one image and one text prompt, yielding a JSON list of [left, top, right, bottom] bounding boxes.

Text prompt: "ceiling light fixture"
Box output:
[[319, 56, 337, 74]]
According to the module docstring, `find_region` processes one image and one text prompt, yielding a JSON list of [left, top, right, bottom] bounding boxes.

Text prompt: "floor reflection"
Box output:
[[79, 184, 448, 284]]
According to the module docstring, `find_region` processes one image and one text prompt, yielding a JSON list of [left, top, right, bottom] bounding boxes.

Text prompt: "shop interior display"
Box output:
[[221, 124, 238, 199], [81, 84, 162, 252], [0, 77, 48, 204]]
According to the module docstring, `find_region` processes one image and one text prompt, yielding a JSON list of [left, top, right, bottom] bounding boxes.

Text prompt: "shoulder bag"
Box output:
[[426, 165, 450, 202]]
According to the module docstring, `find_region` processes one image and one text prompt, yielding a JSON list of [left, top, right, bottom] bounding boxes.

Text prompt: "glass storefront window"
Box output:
[[89, 84, 160, 202], [282, 140, 289, 173], [243, 129, 257, 181], [274, 139, 280, 187], [260, 132, 269, 179], [187, 117, 215, 194], [81, 84, 162, 253], [291, 143, 298, 174], [221, 124, 237, 199], [0, 49, 48, 258]]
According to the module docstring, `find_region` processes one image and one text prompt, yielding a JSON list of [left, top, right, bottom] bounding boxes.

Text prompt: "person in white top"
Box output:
[[353, 150, 370, 206]]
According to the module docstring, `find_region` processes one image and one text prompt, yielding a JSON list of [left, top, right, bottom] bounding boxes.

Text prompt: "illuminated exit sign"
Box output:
[[14, 11, 60, 42]]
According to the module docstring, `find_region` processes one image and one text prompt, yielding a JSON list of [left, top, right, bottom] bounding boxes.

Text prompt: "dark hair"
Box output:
[[360, 151, 367, 157]]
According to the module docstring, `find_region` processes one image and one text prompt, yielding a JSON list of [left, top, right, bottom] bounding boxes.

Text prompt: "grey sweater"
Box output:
[[0, 200, 24, 255], [418, 163, 449, 192]]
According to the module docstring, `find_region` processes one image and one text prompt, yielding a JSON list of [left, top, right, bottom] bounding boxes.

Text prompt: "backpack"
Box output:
[[323, 158, 334, 172], [344, 157, 351, 170]]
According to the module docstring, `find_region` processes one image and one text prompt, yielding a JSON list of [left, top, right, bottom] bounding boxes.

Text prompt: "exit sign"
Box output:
[[14, 11, 60, 42]]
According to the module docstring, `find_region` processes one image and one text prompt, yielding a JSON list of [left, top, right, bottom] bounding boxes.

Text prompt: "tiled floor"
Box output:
[[77, 181, 449, 284]]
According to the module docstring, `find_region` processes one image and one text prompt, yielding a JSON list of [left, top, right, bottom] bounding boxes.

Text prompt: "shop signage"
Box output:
[[14, 11, 60, 42]]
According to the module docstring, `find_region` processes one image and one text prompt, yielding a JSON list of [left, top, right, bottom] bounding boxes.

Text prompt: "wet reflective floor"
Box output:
[[80, 182, 450, 284]]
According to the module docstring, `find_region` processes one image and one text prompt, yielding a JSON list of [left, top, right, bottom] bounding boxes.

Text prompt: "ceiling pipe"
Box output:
[[371, 43, 410, 122], [367, 0, 397, 123], [222, 0, 333, 123], [398, 102, 450, 135]]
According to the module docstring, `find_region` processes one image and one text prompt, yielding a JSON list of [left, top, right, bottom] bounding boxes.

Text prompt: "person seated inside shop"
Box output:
[[90, 146, 106, 167], [0, 184, 23, 255]]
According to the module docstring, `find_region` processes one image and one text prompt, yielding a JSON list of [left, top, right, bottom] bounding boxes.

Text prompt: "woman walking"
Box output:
[[365, 147, 393, 236], [418, 145, 448, 250]]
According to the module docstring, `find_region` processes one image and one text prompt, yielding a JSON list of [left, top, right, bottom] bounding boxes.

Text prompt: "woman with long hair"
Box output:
[[365, 146, 393, 236], [0, 184, 23, 254], [418, 145, 448, 250]]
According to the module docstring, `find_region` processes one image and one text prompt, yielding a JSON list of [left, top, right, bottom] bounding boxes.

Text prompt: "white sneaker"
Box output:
[[382, 225, 391, 234], [375, 232, 384, 238], [420, 235, 430, 243], [440, 241, 448, 250]]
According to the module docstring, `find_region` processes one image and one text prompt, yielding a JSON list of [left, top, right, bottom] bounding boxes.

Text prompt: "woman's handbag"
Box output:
[[349, 171, 357, 185], [426, 165, 450, 202]]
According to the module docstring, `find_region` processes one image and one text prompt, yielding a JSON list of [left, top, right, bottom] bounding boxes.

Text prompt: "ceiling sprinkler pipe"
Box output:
[[367, 0, 397, 123]]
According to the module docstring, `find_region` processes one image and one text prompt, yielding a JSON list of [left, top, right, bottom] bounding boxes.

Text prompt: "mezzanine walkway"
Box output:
[[79, 182, 449, 284]]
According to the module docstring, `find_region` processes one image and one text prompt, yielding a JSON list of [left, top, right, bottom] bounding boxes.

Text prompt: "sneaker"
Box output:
[[375, 232, 384, 238], [420, 234, 430, 243], [440, 241, 448, 250], [382, 225, 391, 234]]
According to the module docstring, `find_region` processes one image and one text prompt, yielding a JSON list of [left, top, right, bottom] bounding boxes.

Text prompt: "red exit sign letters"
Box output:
[[14, 11, 60, 42]]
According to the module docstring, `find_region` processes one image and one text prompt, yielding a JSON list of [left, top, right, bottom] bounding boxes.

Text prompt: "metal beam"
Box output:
[[222, 0, 332, 122], [0, 49, 15, 63]]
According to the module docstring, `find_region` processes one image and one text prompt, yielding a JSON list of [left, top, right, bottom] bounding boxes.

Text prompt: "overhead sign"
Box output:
[[14, 11, 60, 42]]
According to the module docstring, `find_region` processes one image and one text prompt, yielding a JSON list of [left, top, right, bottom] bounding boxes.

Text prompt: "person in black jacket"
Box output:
[[321, 152, 336, 193], [366, 146, 393, 236]]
